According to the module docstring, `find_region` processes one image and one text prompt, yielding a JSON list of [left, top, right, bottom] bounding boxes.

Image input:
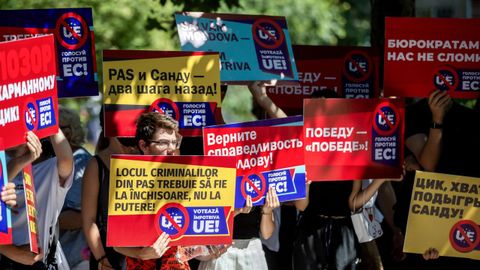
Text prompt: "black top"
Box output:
[[233, 207, 261, 239], [406, 99, 480, 177], [91, 155, 124, 270], [303, 181, 353, 217]]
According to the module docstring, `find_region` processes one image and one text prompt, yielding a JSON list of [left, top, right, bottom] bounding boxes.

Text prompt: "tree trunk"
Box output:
[[371, 0, 415, 87]]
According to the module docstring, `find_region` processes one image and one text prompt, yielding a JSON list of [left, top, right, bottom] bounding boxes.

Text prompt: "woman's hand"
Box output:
[[138, 232, 171, 260], [1, 182, 17, 207], [234, 195, 253, 216], [262, 187, 280, 215], [422, 247, 439, 260]]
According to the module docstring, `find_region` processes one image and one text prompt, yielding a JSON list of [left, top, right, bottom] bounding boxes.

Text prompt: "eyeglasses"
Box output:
[[149, 139, 181, 150]]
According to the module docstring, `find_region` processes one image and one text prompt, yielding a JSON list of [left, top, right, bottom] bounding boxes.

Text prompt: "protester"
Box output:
[[113, 112, 186, 270], [58, 106, 92, 270], [193, 84, 281, 270], [0, 130, 74, 269], [247, 82, 295, 270], [291, 89, 398, 270], [397, 90, 480, 269], [405, 90, 480, 177], [82, 109, 139, 270]]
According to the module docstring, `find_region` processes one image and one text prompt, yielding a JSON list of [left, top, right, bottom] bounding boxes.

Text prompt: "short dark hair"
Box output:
[[135, 112, 179, 145]]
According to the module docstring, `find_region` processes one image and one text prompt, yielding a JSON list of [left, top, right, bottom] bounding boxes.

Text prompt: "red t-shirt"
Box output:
[[126, 247, 191, 270]]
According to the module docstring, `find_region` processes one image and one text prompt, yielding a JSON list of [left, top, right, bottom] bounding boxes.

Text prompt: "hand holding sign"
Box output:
[[428, 90, 452, 124], [234, 195, 252, 216], [422, 248, 440, 260], [139, 232, 171, 260], [262, 187, 280, 215], [9, 132, 42, 171], [1, 183, 17, 207], [208, 244, 230, 259]]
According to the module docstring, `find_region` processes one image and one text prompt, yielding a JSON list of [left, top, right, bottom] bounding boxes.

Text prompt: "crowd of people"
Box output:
[[0, 80, 478, 270]]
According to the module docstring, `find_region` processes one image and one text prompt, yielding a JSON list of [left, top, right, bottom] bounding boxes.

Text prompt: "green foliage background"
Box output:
[[0, 0, 370, 137]]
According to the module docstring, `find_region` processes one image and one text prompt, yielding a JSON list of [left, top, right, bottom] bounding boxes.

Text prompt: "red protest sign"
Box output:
[[203, 117, 306, 208], [384, 17, 480, 99], [0, 35, 58, 150], [304, 98, 404, 181], [267, 46, 380, 113]]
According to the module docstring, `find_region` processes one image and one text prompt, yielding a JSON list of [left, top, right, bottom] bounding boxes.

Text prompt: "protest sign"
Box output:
[[0, 35, 58, 150], [304, 98, 404, 181], [0, 8, 98, 98], [0, 147, 12, 245], [203, 116, 306, 208], [175, 12, 298, 83], [107, 155, 236, 247], [23, 165, 39, 253], [384, 17, 480, 99], [404, 171, 480, 260], [268, 45, 379, 111], [103, 50, 221, 137]]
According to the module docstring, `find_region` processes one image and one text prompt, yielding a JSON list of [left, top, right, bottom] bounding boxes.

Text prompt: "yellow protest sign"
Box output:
[[404, 171, 480, 260], [107, 155, 236, 247], [103, 50, 221, 137]]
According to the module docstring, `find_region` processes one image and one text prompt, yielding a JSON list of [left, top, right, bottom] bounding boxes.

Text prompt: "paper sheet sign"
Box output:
[[384, 17, 480, 99], [0, 35, 58, 150], [0, 8, 98, 98], [304, 98, 404, 180], [268, 45, 379, 111], [204, 116, 306, 208], [103, 50, 221, 137], [404, 171, 480, 260], [176, 12, 298, 83], [107, 155, 236, 247]]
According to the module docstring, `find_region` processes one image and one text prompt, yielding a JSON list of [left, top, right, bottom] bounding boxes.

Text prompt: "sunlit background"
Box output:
[[1, 0, 478, 151]]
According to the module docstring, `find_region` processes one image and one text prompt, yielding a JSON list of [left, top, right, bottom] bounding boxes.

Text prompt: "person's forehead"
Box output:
[[152, 128, 176, 139]]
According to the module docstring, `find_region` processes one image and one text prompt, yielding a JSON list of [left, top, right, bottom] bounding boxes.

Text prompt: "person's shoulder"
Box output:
[[73, 147, 92, 164]]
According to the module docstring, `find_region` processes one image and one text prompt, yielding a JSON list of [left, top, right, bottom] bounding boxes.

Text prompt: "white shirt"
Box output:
[[12, 157, 73, 266]]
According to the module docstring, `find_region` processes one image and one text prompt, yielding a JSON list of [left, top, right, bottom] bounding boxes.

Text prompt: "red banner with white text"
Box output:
[[304, 98, 404, 181]]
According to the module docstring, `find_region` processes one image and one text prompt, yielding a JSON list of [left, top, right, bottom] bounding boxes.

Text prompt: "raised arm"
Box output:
[[349, 180, 387, 211], [260, 187, 280, 239], [248, 82, 287, 119], [49, 129, 73, 186], [294, 181, 311, 211], [406, 90, 452, 172], [81, 157, 113, 269]]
